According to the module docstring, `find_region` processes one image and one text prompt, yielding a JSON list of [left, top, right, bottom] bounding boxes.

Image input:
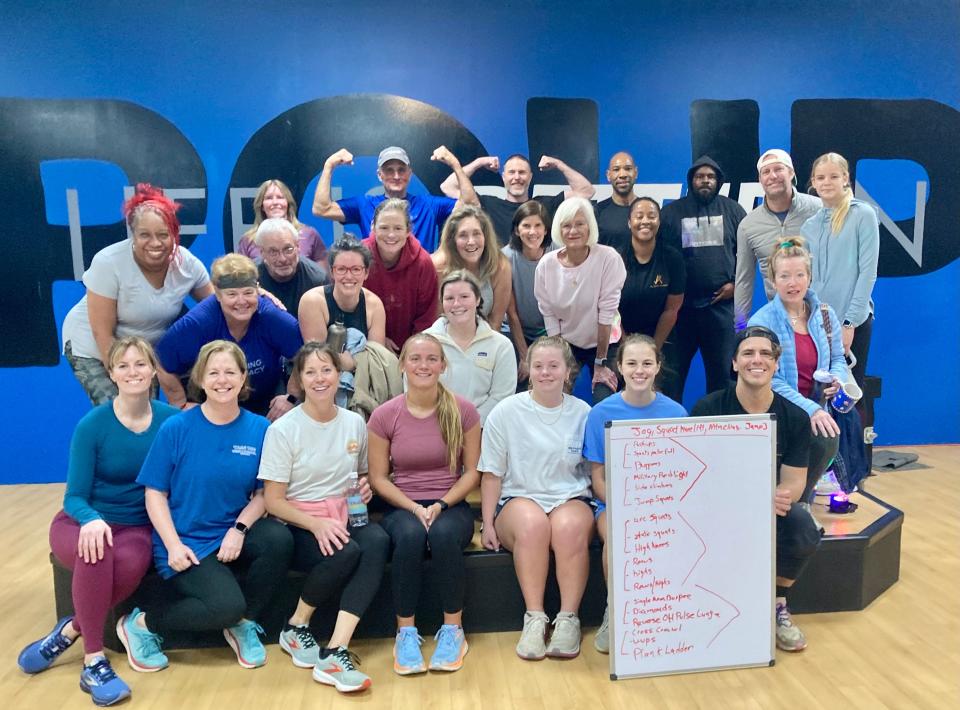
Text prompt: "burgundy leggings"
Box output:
[[49, 511, 153, 654]]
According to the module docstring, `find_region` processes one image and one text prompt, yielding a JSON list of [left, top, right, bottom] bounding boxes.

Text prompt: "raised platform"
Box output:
[[51, 489, 902, 651]]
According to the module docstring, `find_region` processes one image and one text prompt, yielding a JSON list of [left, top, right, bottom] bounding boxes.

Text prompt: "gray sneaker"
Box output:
[[546, 612, 581, 658], [279, 624, 321, 668], [516, 611, 548, 660], [775, 603, 807, 652], [594, 606, 610, 654]]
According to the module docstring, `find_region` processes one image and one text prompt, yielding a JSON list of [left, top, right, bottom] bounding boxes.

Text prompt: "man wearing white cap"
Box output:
[[734, 149, 821, 327], [313, 145, 478, 252]]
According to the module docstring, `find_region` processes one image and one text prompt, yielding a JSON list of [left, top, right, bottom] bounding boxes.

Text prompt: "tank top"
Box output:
[[323, 284, 368, 336]]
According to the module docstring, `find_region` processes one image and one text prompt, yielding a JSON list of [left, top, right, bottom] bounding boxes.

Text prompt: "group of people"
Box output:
[[21, 142, 878, 705]]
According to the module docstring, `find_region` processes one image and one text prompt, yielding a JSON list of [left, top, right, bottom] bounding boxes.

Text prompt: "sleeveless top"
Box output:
[[324, 284, 368, 336]]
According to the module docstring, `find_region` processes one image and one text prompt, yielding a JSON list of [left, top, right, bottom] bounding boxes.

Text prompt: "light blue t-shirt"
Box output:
[[582, 392, 687, 464], [137, 407, 269, 578]]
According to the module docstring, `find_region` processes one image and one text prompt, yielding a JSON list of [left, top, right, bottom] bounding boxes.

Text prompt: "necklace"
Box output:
[[787, 301, 808, 325], [531, 394, 564, 426]]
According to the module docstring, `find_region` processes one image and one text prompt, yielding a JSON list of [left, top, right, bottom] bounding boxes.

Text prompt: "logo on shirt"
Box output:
[[346, 439, 360, 455], [652, 274, 666, 288], [681, 215, 725, 249], [232, 444, 258, 457], [247, 358, 265, 376]]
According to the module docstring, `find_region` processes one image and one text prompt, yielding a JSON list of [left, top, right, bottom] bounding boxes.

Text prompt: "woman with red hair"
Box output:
[[62, 184, 214, 404]]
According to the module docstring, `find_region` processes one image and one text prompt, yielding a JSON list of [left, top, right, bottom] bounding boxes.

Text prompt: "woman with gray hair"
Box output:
[[533, 197, 626, 403]]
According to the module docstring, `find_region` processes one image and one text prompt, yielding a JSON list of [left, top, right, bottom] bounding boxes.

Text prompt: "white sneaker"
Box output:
[[515, 611, 548, 660]]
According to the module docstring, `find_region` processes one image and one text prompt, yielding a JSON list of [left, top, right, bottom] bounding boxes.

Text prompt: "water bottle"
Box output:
[[345, 472, 368, 527], [327, 318, 347, 354]]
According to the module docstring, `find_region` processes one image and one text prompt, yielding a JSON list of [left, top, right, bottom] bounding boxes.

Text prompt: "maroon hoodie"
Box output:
[[362, 233, 439, 349]]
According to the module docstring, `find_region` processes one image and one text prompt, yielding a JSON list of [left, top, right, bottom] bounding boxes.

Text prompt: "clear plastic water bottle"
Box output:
[[345, 472, 368, 527]]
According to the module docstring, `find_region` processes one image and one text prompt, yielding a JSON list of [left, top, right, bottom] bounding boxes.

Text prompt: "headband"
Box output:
[[214, 274, 258, 289]]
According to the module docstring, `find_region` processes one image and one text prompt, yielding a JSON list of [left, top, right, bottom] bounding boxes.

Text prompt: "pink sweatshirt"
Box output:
[[533, 244, 626, 349]]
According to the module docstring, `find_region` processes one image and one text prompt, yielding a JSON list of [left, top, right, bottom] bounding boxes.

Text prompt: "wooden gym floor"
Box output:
[[1, 446, 957, 710]]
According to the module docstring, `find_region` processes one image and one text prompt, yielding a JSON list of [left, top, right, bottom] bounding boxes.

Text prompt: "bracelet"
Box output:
[[179, 402, 188, 410]]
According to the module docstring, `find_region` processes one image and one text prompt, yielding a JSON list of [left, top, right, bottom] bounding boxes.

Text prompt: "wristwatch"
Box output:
[[841, 320, 855, 329], [594, 357, 607, 367], [285, 394, 299, 405], [437, 500, 449, 512], [234, 521, 249, 536]]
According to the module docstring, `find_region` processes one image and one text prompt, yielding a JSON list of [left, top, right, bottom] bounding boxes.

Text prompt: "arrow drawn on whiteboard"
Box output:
[[673, 439, 707, 502], [694, 584, 741, 647], [677, 511, 706, 585]]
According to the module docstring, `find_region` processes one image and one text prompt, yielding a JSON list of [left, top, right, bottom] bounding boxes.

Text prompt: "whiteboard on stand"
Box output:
[[605, 414, 777, 679]]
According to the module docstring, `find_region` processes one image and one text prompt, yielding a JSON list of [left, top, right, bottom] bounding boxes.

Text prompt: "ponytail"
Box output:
[[435, 382, 464, 473], [811, 152, 853, 234], [768, 236, 811, 283]]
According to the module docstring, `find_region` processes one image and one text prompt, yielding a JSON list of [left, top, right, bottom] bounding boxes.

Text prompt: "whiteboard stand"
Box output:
[[604, 415, 777, 679]]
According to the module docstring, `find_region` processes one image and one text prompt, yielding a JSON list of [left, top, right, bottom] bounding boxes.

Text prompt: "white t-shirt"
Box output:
[[61, 240, 210, 358], [479, 392, 591, 512], [258, 405, 368, 502]]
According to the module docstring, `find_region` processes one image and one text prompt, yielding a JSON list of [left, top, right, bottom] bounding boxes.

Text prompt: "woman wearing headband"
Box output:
[[62, 184, 212, 404], [155, 254, 303, 420]]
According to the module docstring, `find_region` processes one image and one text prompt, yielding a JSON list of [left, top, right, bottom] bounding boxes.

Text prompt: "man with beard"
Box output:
[[593, 152, 639, 251], [439, 153, 594, 245], [659, 156, 746, 401], [313, 145, 478, 253], [734, 149, 821, 327], [691, 325, 820, 652]]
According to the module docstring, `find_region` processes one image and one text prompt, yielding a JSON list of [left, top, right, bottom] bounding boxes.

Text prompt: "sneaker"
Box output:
[[814, 470, 841, 496], [516, 611, 548, 660], [429, 624, 468, 672], [279, 624, 320, 668], [79, 657, 131, 707], [546, 612, 581, 658], [594, 606, 610, 654], [393, 626, 426, 675], [775, 602, 807, 652], [313, 646, 372, 693], [116, 609, 168, 672], [18, 616, 77, 673], [223, 619, 266, 668]]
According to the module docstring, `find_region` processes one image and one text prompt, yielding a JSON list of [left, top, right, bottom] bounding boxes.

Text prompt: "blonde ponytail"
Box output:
[[811, 152, 853, 234], [435, 382, 464, 473]]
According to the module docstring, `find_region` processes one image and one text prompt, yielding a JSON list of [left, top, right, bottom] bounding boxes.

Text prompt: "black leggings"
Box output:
[[146, 518, 293, 634], [569, 342, 619, 404], [289, 521, 390, 618], [850, 313, 873, 388], [379, 500, 475, 618], [777, 503, 822, 581]]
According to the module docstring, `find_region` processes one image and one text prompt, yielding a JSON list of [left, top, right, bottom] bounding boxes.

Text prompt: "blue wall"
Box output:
[[2, 1, 958, 483]]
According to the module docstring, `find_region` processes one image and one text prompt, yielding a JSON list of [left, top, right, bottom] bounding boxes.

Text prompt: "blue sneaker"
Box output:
[[392, 626, 426, 675], [18, 616, 77, 673], [429, 624, 468, 672], [116, 609, 168, 672], [79, 657, 131, 707], [223, 619, 266, 668]]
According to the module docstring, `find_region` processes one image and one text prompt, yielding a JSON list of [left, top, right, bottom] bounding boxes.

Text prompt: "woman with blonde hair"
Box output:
[[119, 340, 293, 672], [155, 254, 303, 419], [18, 337, 179, 705], [432, 205, 512, 330], [367, 333, 480, 675], [801, 153, 879, 387], [237, 179, 328, 265], [479, 336, 593, 660]]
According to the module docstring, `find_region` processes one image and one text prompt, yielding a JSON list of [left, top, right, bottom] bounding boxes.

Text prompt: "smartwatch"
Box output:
[[594, 357, 607, 367], [285, 394, 298, 405], [234, 521, 249, 536], [841, 320, 855, 329], [438, 500, 449, 512]]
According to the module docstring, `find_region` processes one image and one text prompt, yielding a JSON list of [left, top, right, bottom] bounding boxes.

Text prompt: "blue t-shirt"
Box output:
[[337, 193, 456, 253], [136, 407, 269, 578], [582, 392, 687, 464], [155, 294, 303, 415], [64, 401, 180, 526]]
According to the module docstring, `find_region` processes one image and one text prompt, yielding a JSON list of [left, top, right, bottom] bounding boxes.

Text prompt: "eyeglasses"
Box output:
[[264, 245, 297, 259], [333, 265, 366, 276]]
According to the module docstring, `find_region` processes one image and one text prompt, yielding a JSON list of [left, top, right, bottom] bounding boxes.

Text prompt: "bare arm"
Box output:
[[442, 422, 482, 504], [591, 461, 606, 504], [432, 145, 479, 208], [312, 149, 352, 222], [439, 156, 499, 199], [487, 256, 512, 330], [653, 293, 684, 350], [190, 282, 215, 302], [297, 286, 330, 343], [157, 366, 189, 410], [145, 487, 199, 571], [86, 291, 117, 367], [538, 155, 595, 199], [480, 471, 503, 550]]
